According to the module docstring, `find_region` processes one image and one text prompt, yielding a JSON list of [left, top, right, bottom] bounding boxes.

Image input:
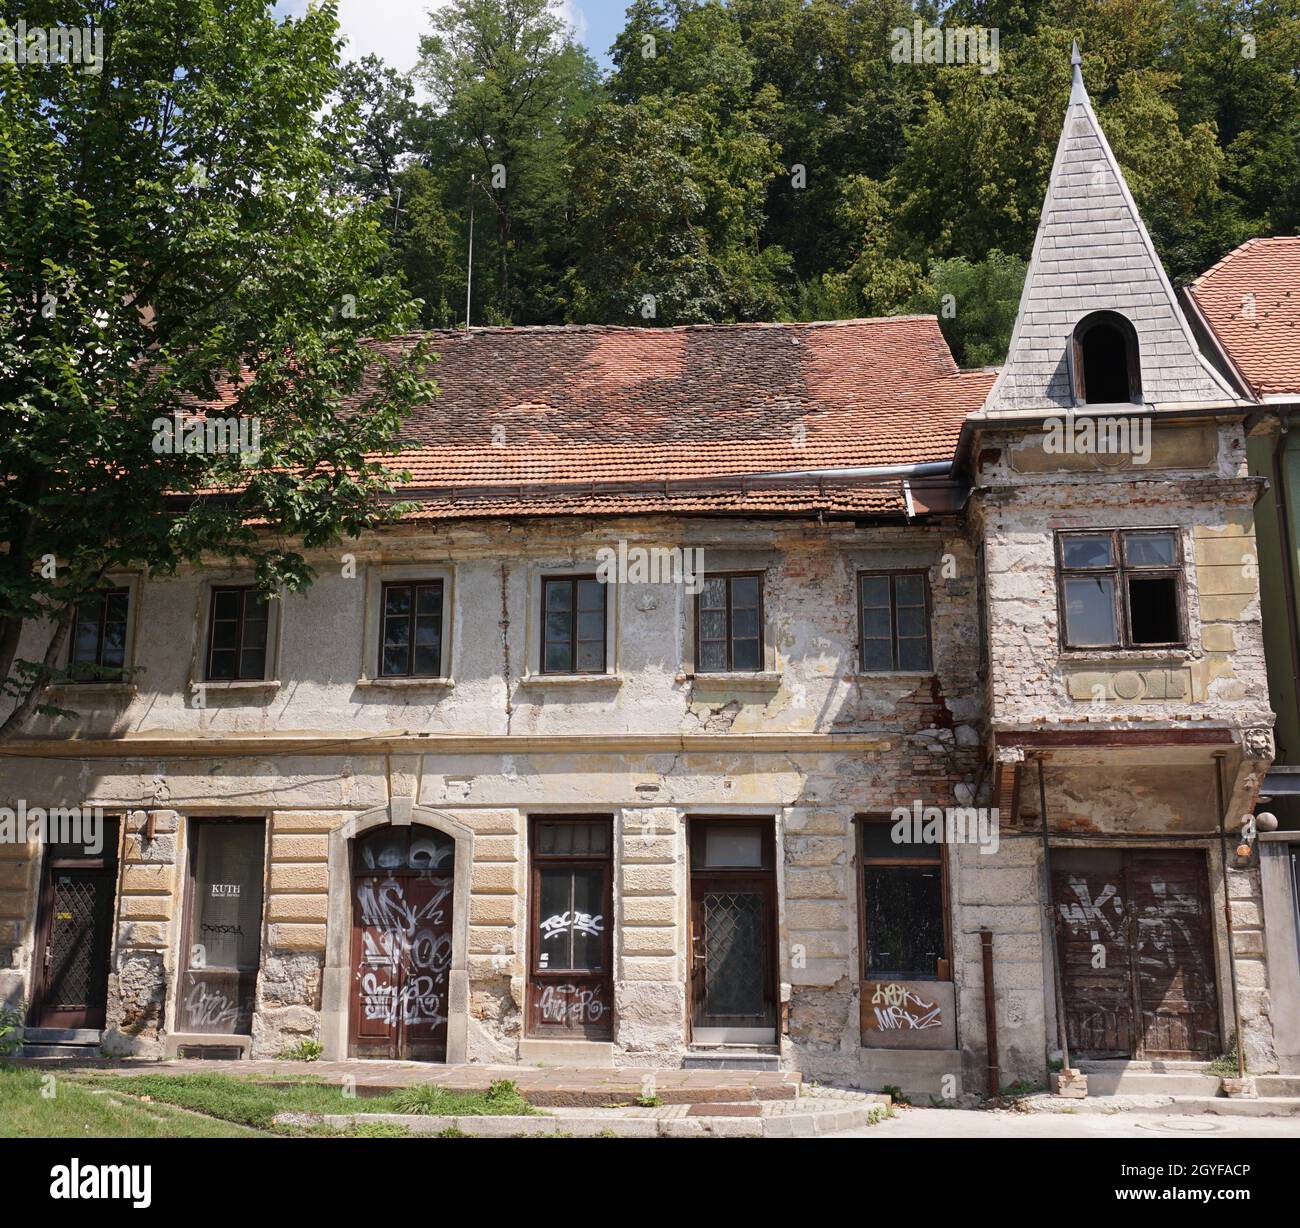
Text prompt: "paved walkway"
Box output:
[[823, 1106, 1300, 1139], [14, 1056, 802, 1107]]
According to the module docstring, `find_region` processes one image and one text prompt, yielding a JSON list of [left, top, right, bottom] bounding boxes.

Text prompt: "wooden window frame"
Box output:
[[527, 816, 614, 1038], [539, 575, 607, 676], [694, 570, 765, 674], [378, 578, 445, 678], [856, 569, 933, 673], [1056, 528, 1187, 651], [67, 586, 130, 681], [854, 816, 952, 983], [205, 586, 270, 681]]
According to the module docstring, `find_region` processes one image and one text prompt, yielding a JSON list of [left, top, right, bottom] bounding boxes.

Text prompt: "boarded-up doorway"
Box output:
[[1051, 848, 1221, 1059]]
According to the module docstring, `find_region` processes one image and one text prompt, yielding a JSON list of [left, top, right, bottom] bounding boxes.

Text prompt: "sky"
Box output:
[[275, 0, 627, 76]]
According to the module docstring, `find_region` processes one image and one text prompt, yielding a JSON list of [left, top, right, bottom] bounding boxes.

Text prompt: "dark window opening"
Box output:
[[68, 587, 129, 682], [857, 819, 949, 982], [1057, 529, 1185, 648], [205, 587, 269, 681], [380, 580, 443, 677], [696, 573, 763, 673], [1073, 311, 1141, 405]]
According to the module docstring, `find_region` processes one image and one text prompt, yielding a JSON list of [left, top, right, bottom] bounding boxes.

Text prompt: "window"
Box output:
[[857, 819, 949, 981], [858, 571, 932, 672], [1072, 310, 1142, 405], [380, 580, 444, 677], [528, 818, 613, 1037], [68, 587, 129, 681], [696, 572, 763, 672], [541, 576, 606, 674], [205, 586, 269, 681], [1057, 529, 1184, 649]]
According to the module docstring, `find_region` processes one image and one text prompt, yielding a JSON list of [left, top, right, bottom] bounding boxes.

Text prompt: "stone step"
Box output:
[[1256, 1075, 1300, 1097], [1079, 1070, 1223, 1097], [21, 1028, 101, 1045], [18, 1044, 101, 1059], [682, 1047, 782, 1072]]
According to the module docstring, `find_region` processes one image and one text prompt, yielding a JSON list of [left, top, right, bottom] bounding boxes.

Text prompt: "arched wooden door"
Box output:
[[349, 825, 454, 1061]]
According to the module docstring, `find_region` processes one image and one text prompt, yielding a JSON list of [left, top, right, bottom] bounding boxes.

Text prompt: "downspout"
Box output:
[[1215, 751, 1247, 1077], [1037, 755, 1071, 1072], [980, 928, 999, 1096]]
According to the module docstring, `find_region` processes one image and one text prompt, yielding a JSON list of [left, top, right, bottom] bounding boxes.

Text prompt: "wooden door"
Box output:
[[1130, 852, 1220, 1058], [527, 817, 613, 1038], [1051, 848, 1220, 1059], [349, 826, 454, 1060], [688, 820, 777, 1043], [31, 868, 116, 1029]]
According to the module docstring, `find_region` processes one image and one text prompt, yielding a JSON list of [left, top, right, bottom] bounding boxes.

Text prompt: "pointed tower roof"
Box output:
[[981, 42, 1245, 416]]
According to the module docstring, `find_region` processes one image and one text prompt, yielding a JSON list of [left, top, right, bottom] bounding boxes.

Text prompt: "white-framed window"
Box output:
[[359, 563, 455, 684]]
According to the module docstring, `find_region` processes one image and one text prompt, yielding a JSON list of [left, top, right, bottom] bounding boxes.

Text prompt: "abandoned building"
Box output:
[[0, 49, 1291, 1094]]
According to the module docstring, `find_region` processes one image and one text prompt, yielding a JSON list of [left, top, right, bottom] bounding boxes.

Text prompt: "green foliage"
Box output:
[[1207, 1043, 1244, 1076], [881, 1084, 911, 1105], [906, 252, 1028, 367], [0, 1004, 25, 1055], [279, 1039, 323, 1062], [0, 0, 437, 737]]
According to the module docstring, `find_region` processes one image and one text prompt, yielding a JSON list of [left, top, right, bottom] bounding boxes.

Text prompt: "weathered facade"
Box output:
[[0, 50, 1288, 1093]]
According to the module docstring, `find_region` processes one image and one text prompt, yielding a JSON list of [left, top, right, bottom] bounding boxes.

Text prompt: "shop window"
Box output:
[[858, 571, 932, 672], [528, 817, 613, 1037], [1057, 529, 1185, 649], [696, 572, 763, 672], [68, 587, 129, 682], [857, 819, 949, 981], [1072, 310, 1142, 405], [205, 586, 269, 681], [179, 820, 266, 1035], [541, 576, 606, 674], [379, 579, 444, 677]]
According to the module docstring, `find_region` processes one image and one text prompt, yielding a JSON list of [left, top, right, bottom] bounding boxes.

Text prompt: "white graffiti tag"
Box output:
[[539, 910, 604, 941], [870, 983, 943, 1030], [538, 984, 606, 1024], [185, 980, 242, 1029], [354, 876, 453, 1028]]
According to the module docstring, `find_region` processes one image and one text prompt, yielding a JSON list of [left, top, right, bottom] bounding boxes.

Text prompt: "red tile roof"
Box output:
[[361, 317, 994, 519], [1188, 238, 1300, 399]]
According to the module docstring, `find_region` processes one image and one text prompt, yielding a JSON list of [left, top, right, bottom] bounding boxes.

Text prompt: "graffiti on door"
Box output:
[[355, 876, 453, 1030]]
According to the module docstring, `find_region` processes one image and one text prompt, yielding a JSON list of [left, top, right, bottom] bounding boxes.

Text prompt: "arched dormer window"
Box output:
[[1071, 311, 1142, 405]]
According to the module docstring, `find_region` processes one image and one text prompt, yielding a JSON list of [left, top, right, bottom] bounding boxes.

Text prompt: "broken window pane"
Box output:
[[1128, 575, 1180, 643]]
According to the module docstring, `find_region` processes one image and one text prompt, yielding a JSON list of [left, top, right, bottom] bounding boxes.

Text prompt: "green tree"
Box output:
[[0, 0, 435, 736]]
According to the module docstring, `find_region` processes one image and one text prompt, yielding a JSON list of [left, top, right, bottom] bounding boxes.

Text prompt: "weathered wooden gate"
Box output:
[[349, 825, 454, 1061], [1051, 848, 1221, 1059]]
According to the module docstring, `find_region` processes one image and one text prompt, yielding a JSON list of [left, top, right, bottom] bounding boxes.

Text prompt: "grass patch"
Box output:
[[81, 1072, 536, 1131], [0, 1064, 262, 1138]]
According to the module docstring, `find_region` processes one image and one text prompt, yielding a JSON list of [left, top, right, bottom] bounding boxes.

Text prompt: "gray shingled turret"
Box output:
[[980, 42, 1246, 416]]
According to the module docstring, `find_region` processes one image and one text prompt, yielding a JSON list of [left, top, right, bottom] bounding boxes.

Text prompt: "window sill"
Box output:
[[685, 671, 782, 692], [518, 673, 621, 687], [355, 676, 455, 690], [845, 671, 936, 681], [48, 682, 137, 698], [191, 679, 281, 693], [1060, 646, 1193, 662]]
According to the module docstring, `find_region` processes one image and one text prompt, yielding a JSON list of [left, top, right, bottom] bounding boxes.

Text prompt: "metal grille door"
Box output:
[[702, 891, 766, 1020]]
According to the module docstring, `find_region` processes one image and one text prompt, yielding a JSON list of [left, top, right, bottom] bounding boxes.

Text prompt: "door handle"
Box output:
[[43, 944, 52, 972]]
